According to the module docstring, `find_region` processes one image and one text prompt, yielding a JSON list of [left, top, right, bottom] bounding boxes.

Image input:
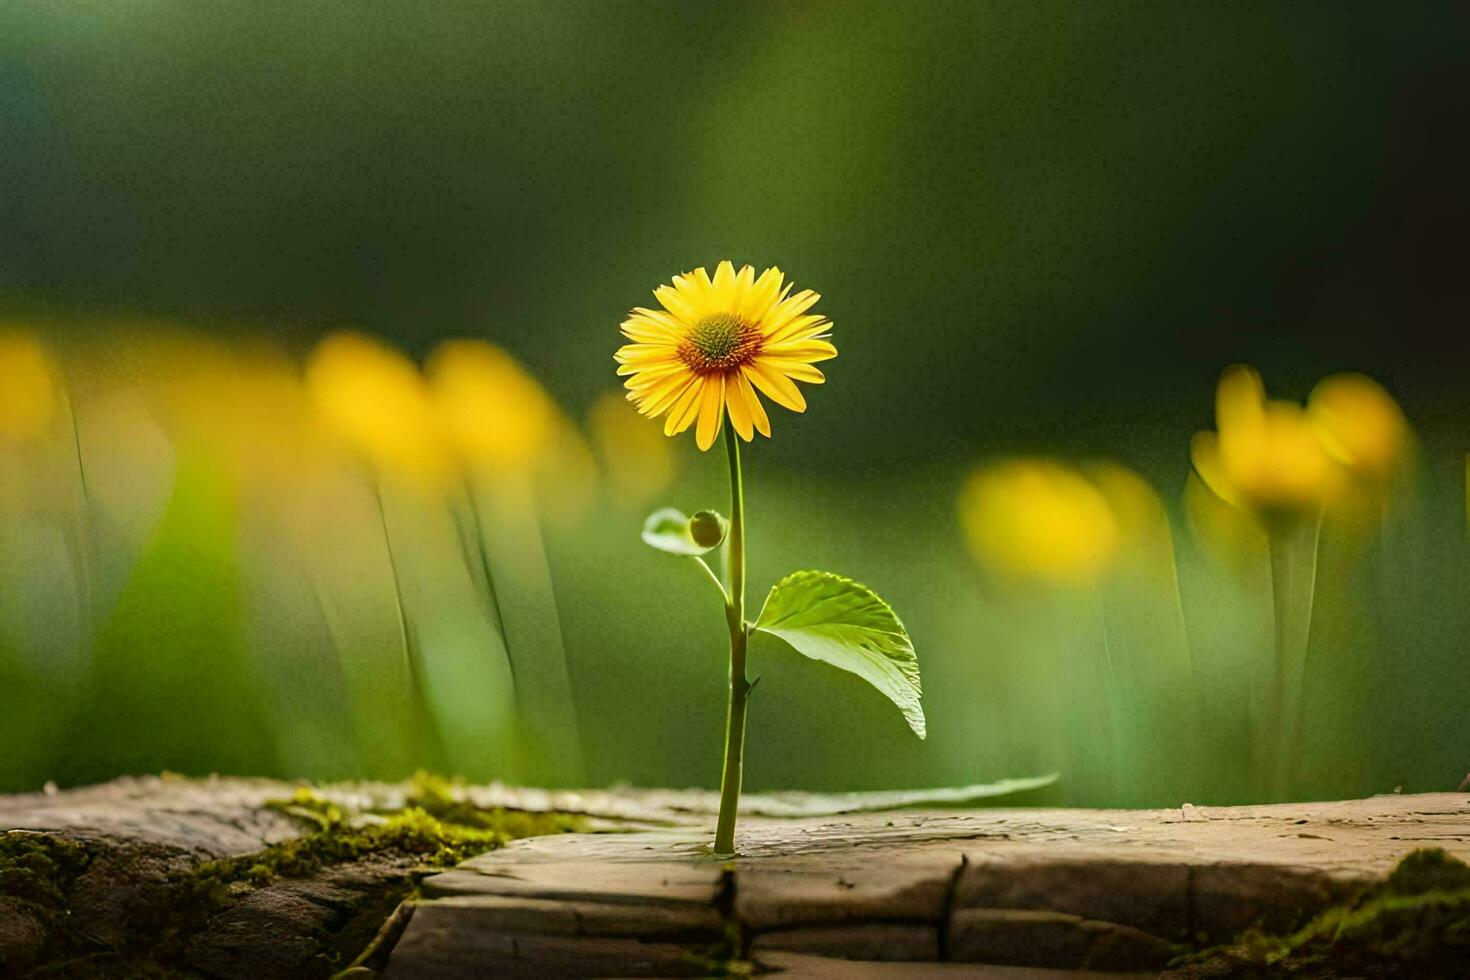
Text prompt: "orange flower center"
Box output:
[[679, 312, 763, 375]]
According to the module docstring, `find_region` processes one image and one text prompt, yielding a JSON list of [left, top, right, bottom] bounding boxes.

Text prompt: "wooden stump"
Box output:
[[390, 793, 1470, 977], [5, 779, 1470, 977]]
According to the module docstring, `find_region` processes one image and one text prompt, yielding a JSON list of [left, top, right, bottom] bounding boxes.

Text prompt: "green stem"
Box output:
[[457, 480, 510, 643], [373, 481, 446, 773], [1096, 595, 1127, 803], [692, 555, 728, 601], [373, 483, 417, 695], [1265, 512, 1322, 800], [713, 424, 750, 857], [60, 385, 96, 634]]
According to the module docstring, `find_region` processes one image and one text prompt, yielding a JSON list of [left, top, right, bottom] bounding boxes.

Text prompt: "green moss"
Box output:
[[1, 832, 96, 976], [198, 780, 581, 912], [401, 770, 583, 838], [0, 832, 91, 911], [7, 777, 582, 978], [263, 785, 346, 831], [264, 775, 583, 845], [201, 805, 507, 890], [1384, 845, 1470, 895], [1171, 848, 1470, 978]]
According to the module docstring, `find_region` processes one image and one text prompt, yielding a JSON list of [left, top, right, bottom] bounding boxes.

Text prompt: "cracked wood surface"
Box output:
[[0, 774, 1055, 977], [0, 776, 458, 978], [6, 780, 1470, 977], [0, 776, 305, 856], [388, 792, 1470, 977], [0, 774, 1048, 844]]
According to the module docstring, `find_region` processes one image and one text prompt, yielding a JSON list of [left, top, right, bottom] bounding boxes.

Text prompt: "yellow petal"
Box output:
[[1308, 372, 1409, 480], [655, 284, 700, 323], [763, 338, 838, 363], [766, 313, 832, 347], [623, 361, 687, 390], [617, 359, 678, 377], [1190, 430, 1239, 507], [695, 374, 726, 450], [739, 267, 784, 322], [745, 360, 806, 413], [734, 370, 771, 437], [1216, 364, 1266, 434], [731, 264, 755, 315], [760, 289, 821, 338], [725, 372, 755, 441], [630, 307, 685, 331], [620, 314, 683, 343], [665, 377, 704, 436], [758, 358, 825, 384], [614, 342, 679, 363], [637, 371, 696, 417]]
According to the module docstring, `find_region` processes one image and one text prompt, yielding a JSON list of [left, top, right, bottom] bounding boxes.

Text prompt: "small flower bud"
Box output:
[[689, 509, 728, 548]]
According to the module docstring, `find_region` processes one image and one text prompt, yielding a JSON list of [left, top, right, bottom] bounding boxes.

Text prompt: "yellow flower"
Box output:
[[0, 329, 60, 445], [1307, 372, 1409, 485], [1190, 365, 1338, 518], [957, 459, 1121, 587], [1185, 469, 1268, 571], [158, 338, 329, 486], [1085, 461, 1180, 576], [587, 390, 676, 506], [615, 261, 837, 450], [427, 340, 555, 470], [305, 330, 451, 487]]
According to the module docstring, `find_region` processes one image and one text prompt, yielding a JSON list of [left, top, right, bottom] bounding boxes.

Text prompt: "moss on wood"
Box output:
[[0, 777, 581, 978], [0, 832, 91, 911], [1168, 848, 1470, 978]]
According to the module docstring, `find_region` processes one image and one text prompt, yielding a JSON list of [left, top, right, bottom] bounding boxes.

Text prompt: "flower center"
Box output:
[[679, 312, 762, 374]]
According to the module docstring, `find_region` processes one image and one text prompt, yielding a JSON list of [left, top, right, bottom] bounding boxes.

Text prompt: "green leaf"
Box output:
[[641, 507, 717, 556], [754, 570, 925, 739]]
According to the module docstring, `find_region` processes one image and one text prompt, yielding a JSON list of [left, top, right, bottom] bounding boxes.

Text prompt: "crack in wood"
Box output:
[[935, 852, 968, 961]]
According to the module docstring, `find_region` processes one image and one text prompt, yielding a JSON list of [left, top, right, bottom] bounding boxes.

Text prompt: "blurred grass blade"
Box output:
[[302, 472, 432, 779], [472, 472, 585, 786], [381, 482, 520, 781], [63, 450, 279, 784]]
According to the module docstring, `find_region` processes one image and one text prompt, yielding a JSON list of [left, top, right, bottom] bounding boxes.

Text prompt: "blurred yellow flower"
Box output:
[[536, 414, 599, 525], [1087, 462, 1167, 543], [173, 346, 331, 488], [587, 390, 676, 506], [427, 340, 555, 471], [958, 459, 1121, 586], [1086, 461, 1183, 578], [1307, 372, 1409, 485], [1190, 365, 1339, 518], [1184, 469, 1268, 570], [305, 331, 450, 487], [0, 329, 60, 445], [615, 261, 837, 451]]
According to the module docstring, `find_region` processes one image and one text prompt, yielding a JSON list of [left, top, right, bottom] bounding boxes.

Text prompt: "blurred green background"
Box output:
[[2, 2, 1469, 805]]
